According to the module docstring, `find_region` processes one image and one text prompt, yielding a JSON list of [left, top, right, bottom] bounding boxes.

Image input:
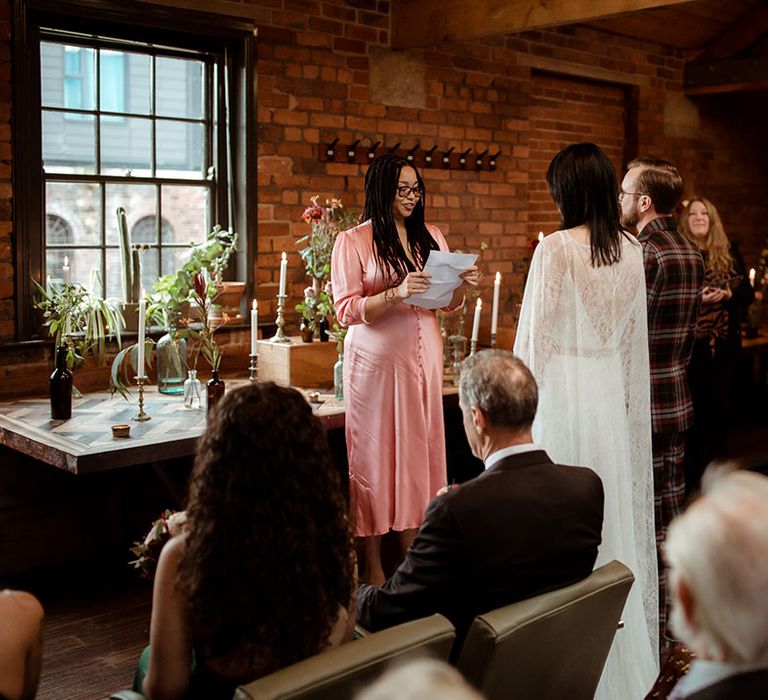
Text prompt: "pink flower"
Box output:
[[304, 286, 316, 299], [324, 282, 333, 296], [302, 204, 324, 223]]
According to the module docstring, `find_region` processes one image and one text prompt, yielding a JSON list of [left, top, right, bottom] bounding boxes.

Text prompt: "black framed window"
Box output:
[[13, 0, 256, 340]]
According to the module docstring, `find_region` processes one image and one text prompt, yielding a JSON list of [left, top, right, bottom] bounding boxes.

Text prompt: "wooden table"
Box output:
[[0, 380, 345, 475]]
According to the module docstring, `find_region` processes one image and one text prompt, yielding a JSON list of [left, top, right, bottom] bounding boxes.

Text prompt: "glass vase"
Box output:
[[319, 316, 330, 342], [50, 345, 73, 420], [206, 369, 226, 415], [333, 352, 344, 400], [156, 328, 188, 395], [183, 370, 202, 409]]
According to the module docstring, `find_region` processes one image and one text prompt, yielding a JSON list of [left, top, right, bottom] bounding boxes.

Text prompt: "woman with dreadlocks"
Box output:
[[331, 154, 478, 583]]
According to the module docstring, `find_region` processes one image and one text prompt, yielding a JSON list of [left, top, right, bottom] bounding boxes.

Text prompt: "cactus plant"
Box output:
[[116, 206, 142, 303]]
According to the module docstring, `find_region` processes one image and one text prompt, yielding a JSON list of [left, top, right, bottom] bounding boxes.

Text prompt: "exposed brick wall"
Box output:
[[1, 0, 766, 350]]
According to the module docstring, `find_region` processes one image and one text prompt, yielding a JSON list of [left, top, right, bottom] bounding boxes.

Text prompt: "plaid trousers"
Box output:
[[652, 431, 686, 644]]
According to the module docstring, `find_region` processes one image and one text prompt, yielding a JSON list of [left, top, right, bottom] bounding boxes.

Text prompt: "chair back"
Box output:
[[234, 613, 455, 700], [456, 560, 633, 700]]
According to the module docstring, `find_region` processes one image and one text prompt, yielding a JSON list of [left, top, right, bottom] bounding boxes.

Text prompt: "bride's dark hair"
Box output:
[[546, 142, 625, 267]]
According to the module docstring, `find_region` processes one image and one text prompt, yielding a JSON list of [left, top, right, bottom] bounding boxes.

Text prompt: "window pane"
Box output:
[[162, 247, 195, 278], [100, 50, 126, 113], [156, 120, 204, 179], [123, 51, 151, 115], [41, 43, 95, 110], [105, 247, 158, 300], [161, 185, 209, 244], [156, 56, 204, 119], [46, 248, 101, 290], [105, 183, 157, 245], [101, 116, 152, 176], [43, 111, 96, 174], [45, 182, 101, 246]]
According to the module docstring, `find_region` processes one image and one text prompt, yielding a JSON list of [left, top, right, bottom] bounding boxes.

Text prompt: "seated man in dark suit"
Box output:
[[357, 350, 604, 649], [666, 466, 768, 700]]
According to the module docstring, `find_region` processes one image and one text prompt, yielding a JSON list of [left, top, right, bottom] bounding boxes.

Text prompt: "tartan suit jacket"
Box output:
[[639, 216, 705, 434]]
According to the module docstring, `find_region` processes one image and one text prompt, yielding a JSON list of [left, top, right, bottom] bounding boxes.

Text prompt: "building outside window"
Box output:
[[41, 38, 213, 298]]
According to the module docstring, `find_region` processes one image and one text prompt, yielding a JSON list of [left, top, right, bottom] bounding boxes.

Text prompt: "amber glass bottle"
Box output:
[[50, 346, 73, 420], [206, 369, 225, 415]]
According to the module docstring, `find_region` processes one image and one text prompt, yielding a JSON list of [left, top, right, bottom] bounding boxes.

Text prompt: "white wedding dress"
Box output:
[[514, 230, 658, 699]]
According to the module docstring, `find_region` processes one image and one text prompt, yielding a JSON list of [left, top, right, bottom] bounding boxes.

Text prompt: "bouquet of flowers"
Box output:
[[298, 195, 359, 282], [129, 509, 187, 578]]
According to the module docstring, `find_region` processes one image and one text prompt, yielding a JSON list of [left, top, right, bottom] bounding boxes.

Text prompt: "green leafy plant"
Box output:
[[147, 225, 238, 328], [34, 280, 124, 370]]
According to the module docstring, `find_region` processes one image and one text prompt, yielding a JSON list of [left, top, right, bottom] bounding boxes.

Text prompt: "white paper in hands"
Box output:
[[404, 251, 478, 310]]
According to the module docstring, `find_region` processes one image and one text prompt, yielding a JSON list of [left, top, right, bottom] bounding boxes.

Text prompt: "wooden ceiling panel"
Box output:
[[585, 0, 765, 51]]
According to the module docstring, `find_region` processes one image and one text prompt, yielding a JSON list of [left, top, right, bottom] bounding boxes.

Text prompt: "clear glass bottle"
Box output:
[[206, 369, 226, 415], [333, 352, 344, 400], [156, 327, 188, 395], [183, 369, 202, 409], [50, 345, 73, 420]]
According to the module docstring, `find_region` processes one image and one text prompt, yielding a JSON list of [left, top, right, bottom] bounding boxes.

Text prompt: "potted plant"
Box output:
[[34, 280, 124, 401], [115, 206, 144, 331]]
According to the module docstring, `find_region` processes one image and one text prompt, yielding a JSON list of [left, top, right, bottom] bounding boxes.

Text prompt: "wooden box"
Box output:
[[256, 337, 337, 388]]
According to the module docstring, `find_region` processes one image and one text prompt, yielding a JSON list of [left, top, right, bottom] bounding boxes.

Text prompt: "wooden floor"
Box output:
[[6, 556, 152, 700], [5, 390, 767, 700]]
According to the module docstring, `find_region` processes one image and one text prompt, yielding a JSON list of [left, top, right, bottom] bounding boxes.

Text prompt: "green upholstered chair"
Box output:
[[456, 560, 634, 700]]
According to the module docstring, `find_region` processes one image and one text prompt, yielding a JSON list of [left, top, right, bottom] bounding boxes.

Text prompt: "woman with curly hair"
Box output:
[[679, 197, 754, 493], [138, 382, 356, 700]]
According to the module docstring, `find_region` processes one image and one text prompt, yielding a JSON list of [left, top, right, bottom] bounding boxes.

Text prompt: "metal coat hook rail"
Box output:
[[319, 139, 502, 171]]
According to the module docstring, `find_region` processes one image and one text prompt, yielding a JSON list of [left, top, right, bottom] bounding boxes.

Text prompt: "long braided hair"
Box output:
[[363, 154, 438, 284]]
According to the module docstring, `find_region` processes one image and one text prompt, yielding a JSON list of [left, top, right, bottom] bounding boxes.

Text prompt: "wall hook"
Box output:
[[387, 142, 401, 153], [346, 139, 360, 162], [459, 148, 472, 168], [406, 143, 420, 163], [475, 149, 489, 169], [325, 138, 339, 160], [424, 145, 438, 167], [368, 141, 381, 160], [442, 147, 455, 167], [489, 149, 502, 170]]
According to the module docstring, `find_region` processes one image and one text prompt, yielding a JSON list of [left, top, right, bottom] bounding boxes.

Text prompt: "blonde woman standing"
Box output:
[[679, 198, 754, 493]]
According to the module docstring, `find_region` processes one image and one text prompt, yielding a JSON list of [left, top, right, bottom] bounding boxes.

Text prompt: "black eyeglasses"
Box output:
[[619, 190, 645, 200], [397, 184, 424, 199]]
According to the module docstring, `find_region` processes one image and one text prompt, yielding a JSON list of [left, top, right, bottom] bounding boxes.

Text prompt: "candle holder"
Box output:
[[470, 339, 478, 356], [248, 353, 258, 382], [133, 376, 151, 422], [270, 293, 290, 343], [490, 332, 497, 349]]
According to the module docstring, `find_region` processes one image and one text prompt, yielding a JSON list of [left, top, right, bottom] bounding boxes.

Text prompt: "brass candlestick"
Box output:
[[470, 339, 478, 356], [270, 293, 290, 343], [248, 353, 258, 382], [490, 332, 497, 349], [133, 376, 151, 422]]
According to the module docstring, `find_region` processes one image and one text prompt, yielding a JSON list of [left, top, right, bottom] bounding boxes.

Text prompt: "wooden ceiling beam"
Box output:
[[694, 5, 768, 62], [392, 0, 700, 49], [685, 53, 768, 95]]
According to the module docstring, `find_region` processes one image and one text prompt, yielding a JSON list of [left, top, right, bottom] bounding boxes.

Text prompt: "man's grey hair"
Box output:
[[355, 658, 483, 700], [459, 350, 538, 431], [665, 465, 768, 664]]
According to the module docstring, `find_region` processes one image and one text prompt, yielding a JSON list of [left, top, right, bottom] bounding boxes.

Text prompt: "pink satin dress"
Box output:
[[331, 220, 448, 537]]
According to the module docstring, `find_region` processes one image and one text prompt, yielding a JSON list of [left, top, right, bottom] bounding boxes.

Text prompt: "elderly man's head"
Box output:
[[458, 350, 538, 459], [665, 467, 768, 664]]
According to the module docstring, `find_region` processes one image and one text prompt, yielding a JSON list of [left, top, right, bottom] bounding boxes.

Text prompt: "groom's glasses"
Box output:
[[397, 184, 424, 200], [619, 190, 645, 200]]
